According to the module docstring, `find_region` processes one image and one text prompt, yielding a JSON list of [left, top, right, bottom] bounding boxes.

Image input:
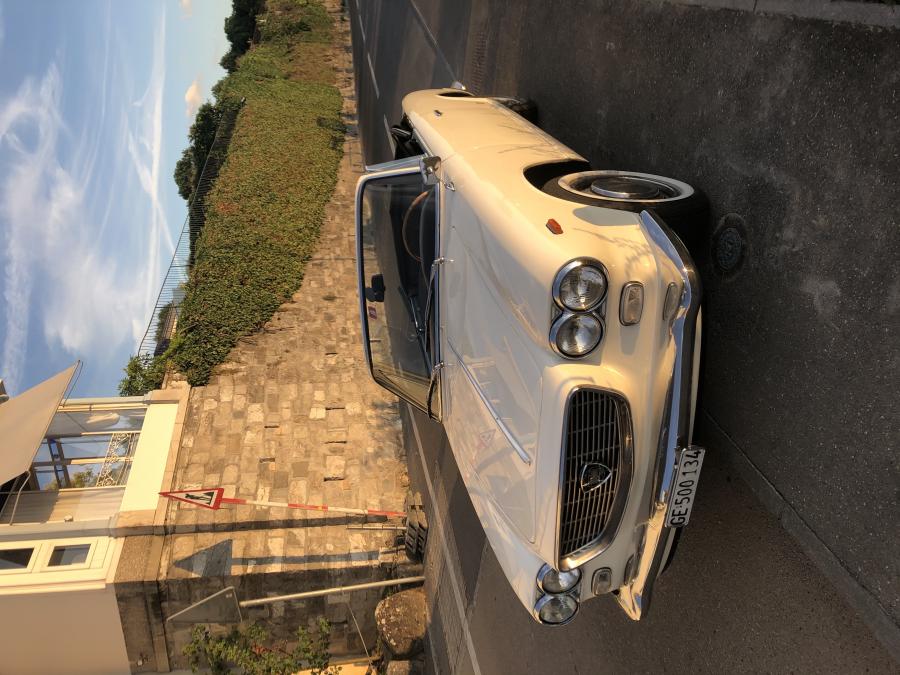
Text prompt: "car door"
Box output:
[[355, 157, 442, 419]]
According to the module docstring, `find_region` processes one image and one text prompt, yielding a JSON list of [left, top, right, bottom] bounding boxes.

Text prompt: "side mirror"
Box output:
[[365, 274, 385, 302], [419, 156, 441, 186]]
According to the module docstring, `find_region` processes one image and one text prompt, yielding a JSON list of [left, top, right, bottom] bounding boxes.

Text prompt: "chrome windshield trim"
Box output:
[[363, 155, 425, 173], [446, 340, 533, 465], [615, 210, 702, 621]]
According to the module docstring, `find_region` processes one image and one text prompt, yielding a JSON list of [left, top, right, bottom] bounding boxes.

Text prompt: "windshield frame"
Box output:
[[355, 156, 442, 419]]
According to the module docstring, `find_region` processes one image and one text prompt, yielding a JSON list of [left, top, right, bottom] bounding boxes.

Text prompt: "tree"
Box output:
[[47, 467, 96, 491], [190, 102, 224, 171], [220, 50, 239, 74], [174, 149, 196, 201], [219, 0, 265, 72], [184, 620, 341, 675], [119, 355, 167, 396]]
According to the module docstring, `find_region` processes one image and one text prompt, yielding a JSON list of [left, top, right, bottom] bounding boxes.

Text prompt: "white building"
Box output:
[[0, 364, 188, 674]]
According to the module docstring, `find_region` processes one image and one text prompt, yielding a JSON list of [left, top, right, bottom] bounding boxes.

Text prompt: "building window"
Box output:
[[0, 548, 34, 571], [29, 404, 146, 491], [47, 544, 91, 567]]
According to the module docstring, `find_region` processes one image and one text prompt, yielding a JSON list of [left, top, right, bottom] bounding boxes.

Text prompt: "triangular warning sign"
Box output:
[[476, 429, 495, 450], [160, 487, 225, 510]]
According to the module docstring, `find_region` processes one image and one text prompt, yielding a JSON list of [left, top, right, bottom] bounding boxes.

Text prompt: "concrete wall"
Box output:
[[0, 584, 129, 674], [120, 402, 178, 513]]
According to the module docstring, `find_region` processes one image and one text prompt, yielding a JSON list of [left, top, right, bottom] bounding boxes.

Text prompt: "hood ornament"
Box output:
[[579, 462, 612, 493]]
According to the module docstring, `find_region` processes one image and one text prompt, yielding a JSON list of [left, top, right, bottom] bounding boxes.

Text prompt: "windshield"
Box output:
[[358, 171, 439, 412]]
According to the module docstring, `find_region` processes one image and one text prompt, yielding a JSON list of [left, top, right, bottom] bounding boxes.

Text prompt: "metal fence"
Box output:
[[136, 99, 245, 358]]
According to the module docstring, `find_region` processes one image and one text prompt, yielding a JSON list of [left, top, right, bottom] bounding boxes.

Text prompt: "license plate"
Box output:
[[665, 446, 705, 527]]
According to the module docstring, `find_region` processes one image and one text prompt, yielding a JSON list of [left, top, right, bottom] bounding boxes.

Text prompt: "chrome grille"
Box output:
[[558, 389, 632, 566]]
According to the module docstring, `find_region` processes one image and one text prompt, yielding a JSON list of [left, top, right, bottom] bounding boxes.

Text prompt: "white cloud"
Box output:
[[179, 0, 193, 18], [0, 65, 65, 391], [124, 8, 173, 344], [0, 9, 173, 392], [184, 77, 202, 118]]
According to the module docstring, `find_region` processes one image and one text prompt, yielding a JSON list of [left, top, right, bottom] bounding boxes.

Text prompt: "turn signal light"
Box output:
[[619, 282, 644, 325]]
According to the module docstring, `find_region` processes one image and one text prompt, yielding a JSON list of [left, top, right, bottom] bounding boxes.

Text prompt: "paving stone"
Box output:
[[325, 455, 347, 480]]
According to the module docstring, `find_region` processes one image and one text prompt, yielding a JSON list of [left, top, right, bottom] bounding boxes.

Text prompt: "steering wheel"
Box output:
[[401, 190, 430, 264], [401, 189, 437, 284]]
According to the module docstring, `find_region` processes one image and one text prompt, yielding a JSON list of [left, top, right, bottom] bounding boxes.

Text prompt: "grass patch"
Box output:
[[168, 0, 343, 385]]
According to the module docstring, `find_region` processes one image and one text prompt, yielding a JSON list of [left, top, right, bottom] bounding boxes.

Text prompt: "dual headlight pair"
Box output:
[[550, 259, 608, 358], [534, 564, 581, 625]]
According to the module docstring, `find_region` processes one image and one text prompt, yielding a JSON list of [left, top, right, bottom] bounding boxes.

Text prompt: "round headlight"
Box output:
[[534, 593, 579, 626], [551, 312, 603, 358], [555, 261, 607, 311], [537, 564, 581, 594]]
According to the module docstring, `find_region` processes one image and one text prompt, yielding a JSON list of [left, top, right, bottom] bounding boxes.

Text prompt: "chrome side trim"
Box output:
[[445, 340, 532, 465], [615, 210, 702, 621]]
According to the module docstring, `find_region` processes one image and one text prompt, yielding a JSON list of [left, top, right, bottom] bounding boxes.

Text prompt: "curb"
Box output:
[[662, 0, 899, 28]]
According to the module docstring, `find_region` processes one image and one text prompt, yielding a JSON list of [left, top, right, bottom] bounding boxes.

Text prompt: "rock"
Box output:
[[375, 588, 426, 659], [386, 660, 424, 675]]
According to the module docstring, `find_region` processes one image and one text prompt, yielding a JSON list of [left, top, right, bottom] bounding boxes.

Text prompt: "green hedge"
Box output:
[[167, 0, 343, 385]]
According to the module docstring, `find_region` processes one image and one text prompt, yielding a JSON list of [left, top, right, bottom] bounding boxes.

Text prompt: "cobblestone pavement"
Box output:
[[157, 1, 412, 660]]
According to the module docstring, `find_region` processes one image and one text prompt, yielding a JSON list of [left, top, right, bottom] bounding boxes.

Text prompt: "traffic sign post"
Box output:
[[159, 488, 405, 519], [159, 488, 225, 509]]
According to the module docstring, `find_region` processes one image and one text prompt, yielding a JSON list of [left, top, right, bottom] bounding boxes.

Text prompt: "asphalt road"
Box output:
[[403, 404, 894, 673], [347, 0, 899, 671]]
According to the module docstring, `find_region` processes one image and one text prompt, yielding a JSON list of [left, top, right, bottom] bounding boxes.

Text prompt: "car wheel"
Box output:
[[542, 169, 709, 252], [492, 96, 539, 124]]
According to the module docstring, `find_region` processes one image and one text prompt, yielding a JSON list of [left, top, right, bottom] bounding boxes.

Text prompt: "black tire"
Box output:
[[492, 96, 539, 125]]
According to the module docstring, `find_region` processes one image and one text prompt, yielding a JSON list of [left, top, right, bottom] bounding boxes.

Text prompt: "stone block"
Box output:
[[325, 456, 346, 480], [247, 403, 264, 425]]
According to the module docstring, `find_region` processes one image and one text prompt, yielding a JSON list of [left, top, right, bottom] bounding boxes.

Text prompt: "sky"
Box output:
[[0, 0, 232, 397]]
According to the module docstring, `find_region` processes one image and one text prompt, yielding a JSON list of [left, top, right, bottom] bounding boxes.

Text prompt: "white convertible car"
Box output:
[[355, 88, 706, 625]]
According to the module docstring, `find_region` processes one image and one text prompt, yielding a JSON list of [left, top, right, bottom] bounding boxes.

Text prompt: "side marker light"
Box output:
[[546, 219, 563, 235]]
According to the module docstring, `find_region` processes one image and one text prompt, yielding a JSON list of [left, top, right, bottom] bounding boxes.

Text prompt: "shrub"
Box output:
[[184, 619, 341, 675], [118, 354, 167, 396]]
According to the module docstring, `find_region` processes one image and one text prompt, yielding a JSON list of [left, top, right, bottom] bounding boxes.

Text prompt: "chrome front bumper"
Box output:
[[615, 210, 704, 621]]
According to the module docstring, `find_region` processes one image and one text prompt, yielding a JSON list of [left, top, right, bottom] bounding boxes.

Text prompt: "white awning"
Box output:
[[0, 363, 78, 485]]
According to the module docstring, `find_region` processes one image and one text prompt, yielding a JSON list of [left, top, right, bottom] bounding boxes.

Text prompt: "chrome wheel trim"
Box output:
[[557, 170, 694, 204]]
